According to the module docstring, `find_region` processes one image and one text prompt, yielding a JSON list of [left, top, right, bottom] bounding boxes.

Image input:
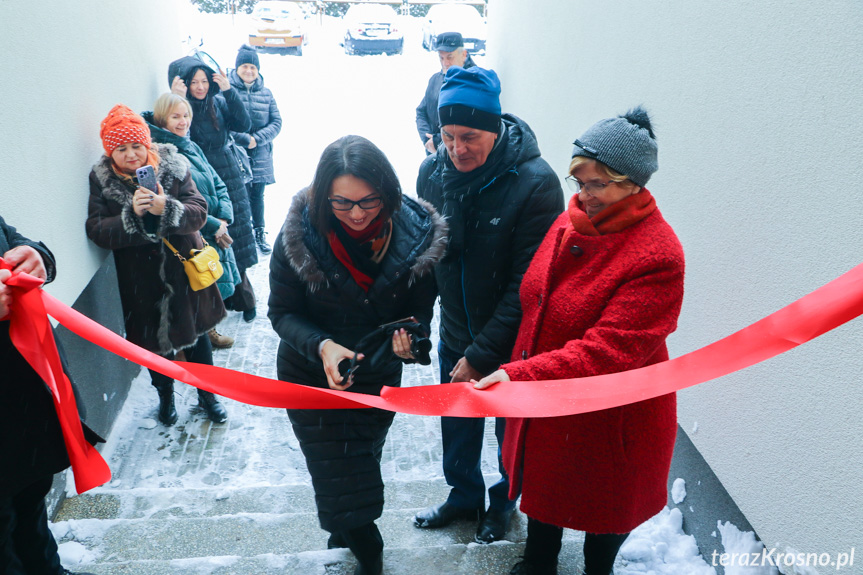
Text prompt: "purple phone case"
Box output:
[[135, 166, 158, 193]]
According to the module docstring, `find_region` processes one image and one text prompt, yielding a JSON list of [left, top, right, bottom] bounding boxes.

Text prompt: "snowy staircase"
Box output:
[[48, 257, 586, 575], [49, 302, 586, 575], [50, 260, 712, 575], [53, 474, 588, 574]]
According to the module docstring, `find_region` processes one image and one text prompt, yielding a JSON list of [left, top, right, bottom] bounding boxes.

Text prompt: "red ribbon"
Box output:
[[12, 259, 863, 491], [1, 260, 111, 494], [41, 261, 863, 418]]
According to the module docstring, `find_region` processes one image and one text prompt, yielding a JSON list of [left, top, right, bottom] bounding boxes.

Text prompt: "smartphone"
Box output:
[[135, 166, 158, 193]]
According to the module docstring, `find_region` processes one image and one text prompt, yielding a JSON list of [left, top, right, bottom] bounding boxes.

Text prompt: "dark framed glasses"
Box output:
[[565, 176, 621, 195], [328, 196, 383, 211]]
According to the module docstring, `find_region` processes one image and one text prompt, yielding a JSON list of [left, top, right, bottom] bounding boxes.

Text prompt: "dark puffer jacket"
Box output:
[[86, 144, 226, 354], [268, 189, 447, 531], [168, 56, 257, 272], [1, 216, 102, 494], [228, 69, 282, 185], [415, 54, 476, 149], [417, 113, 564, 375]]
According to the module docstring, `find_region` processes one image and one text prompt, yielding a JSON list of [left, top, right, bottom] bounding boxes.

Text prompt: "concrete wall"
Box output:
[[0, 1, 183, 450], [0, 0, 181, 305], [487, 0, 863, 560]]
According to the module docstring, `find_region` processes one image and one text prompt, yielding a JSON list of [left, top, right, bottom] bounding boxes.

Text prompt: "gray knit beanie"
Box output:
[[571, 106, 658, 187]]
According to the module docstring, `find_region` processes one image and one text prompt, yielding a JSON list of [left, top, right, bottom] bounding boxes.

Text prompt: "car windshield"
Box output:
[[429, 4, 483, 26], [254, 4, 301, 19], [345, 4, 397, 24]]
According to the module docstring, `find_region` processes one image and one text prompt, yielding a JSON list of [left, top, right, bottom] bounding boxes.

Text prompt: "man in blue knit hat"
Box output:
[[414, 67, 563, 544]]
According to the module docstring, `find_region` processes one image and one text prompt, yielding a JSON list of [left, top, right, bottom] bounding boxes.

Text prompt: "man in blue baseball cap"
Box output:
[[415, 32, 475, 155], [414, 66, 563, 545]]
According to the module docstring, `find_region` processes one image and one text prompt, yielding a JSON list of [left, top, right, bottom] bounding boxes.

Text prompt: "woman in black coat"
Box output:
[[86, 105, 228, 425], [169, 56, 259, 321], [229, 45, 282, 254], [1, 215, 99, 575], [268, 136, 447, 575]]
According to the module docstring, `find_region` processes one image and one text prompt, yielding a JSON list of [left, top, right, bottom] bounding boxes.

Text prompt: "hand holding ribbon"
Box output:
[[0, 258, 111, 493], [12, 259, 863, 491]]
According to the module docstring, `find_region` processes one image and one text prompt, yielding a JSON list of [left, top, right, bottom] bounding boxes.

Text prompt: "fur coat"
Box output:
[[86, 143, 226, 354]]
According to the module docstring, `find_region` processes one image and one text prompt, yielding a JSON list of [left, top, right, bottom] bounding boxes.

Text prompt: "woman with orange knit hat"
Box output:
[[86, 104, 229, 426]]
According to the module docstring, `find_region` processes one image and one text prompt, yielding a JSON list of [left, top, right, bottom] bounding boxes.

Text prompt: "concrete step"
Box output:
[[63, 537, 587, 575], [56, 478, 455, 521], [56, 506, 524, 562], [55, 477, 588, 572]]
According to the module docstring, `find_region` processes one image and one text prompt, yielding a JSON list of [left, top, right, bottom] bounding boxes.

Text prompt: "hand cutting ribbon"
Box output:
[[1, 258, 111, 493], [10, 260, 863, 492]]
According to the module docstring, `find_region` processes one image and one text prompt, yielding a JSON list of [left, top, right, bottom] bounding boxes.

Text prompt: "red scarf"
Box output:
[[570, 189, 656, 233], [562, 189, 657, 251], [327, 217, 391, 292]]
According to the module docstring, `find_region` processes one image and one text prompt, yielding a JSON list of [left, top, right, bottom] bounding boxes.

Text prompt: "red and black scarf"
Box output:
[[327, 216, 393, 292]]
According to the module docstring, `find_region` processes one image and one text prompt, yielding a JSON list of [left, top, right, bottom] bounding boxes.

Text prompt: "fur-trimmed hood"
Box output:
[[280, 188, 448, 291], [91, 143, 190, 241]]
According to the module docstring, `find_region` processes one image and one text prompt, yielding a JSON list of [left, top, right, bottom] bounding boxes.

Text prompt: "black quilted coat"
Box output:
[[168, 56, 258, 272], [228, 69, 282, 185], [268, 189, 448, 532]]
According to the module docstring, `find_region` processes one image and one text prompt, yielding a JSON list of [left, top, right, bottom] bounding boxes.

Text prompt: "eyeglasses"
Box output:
[[328, 196, 383, 211], [565, 176, 617, 195]]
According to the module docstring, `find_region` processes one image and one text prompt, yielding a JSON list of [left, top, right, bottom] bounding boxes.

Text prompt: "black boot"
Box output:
[[343, 523, 384, 575], [509, 517, 563, 575], [198, 390, 228, 423], [327, 531, 348, 549], [582, 532, 630, 575], [254, 227, 272, 255], [155, 382, 178, 426]]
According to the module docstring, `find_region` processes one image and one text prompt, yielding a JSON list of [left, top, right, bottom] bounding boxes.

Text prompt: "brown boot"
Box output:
[[208, 328, 234, 349]]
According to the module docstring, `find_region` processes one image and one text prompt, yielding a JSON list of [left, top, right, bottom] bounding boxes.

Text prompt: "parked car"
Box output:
[[249, 1, 308, 55], [342, 4, 403, 56], [422, 3, 487, 54]]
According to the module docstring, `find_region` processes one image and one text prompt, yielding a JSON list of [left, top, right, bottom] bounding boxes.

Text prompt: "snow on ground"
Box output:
[[671, 477, 687, 505], [173, 4, 479, 239], [51, 5, 776, 574], [716, 521, 779, 575], [617, 507, 716, 575]]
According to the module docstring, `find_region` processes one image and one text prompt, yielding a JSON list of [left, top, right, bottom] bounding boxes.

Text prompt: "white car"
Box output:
[[343, 4, 404, 56], [422, 3, 487, 54], [249, 1, 308, 55]]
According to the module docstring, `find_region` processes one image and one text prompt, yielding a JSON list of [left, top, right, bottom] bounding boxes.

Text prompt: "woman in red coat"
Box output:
[[474, 107, 685, 575]]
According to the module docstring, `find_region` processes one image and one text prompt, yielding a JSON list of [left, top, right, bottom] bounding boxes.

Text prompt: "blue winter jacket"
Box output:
[[228, 69, 282, 185]]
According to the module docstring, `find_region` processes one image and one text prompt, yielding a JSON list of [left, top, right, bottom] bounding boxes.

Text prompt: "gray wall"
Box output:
[[0, 1, 182, 483], [0, 0, 181, 305], [487, 0, 863, 559]]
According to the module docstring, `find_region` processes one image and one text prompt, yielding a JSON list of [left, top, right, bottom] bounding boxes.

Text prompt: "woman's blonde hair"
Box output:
[[569, 156, 629, 183], [152, 93, 193, 128]]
